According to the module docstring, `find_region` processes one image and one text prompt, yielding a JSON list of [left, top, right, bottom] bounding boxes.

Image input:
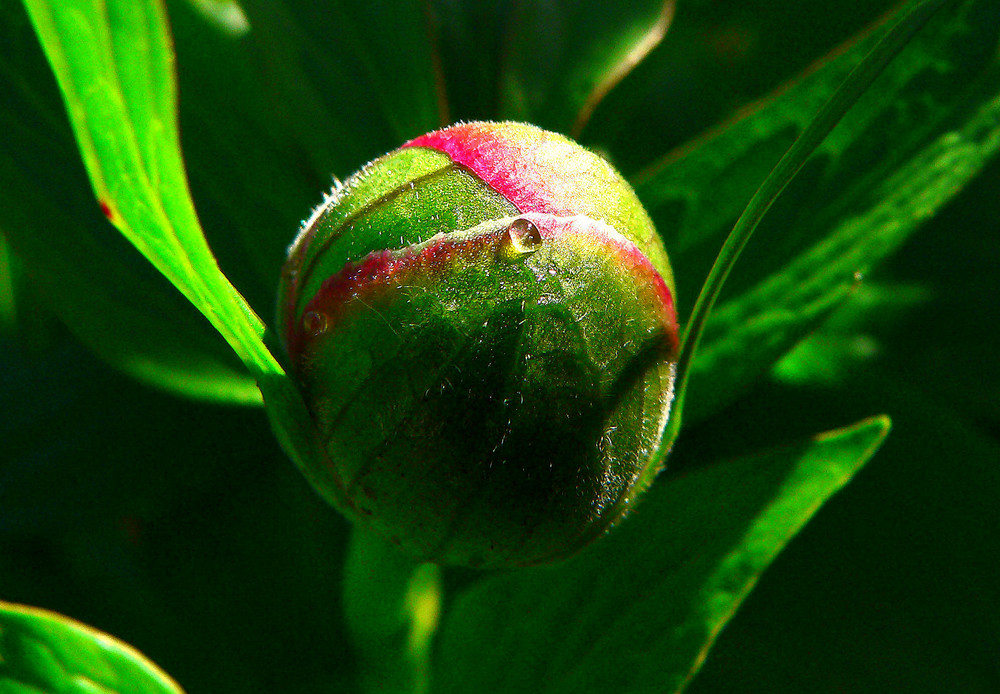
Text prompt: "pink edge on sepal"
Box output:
[[405, 123, 586, 216], [290, 213, 679, 365], [529, 213, 679, 359]]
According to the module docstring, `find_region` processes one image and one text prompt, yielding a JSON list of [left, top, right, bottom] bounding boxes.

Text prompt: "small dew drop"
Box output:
[[505, 218, 543, 255], [303, 311, 329, 336]]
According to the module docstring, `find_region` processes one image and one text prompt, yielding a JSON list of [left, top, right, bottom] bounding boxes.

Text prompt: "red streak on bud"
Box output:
[[290, 232, 496, 363], [291, 214, 679, 364]]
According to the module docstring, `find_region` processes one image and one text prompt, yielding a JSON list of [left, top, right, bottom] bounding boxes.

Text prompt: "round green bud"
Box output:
[[278, 121, 678, 568]]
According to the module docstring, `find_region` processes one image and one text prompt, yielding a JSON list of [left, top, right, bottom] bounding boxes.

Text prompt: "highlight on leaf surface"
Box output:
[[278, 121, 679, 568]]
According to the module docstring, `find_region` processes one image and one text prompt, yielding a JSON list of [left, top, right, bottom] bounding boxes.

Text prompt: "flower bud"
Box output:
[[278, 122, 678, 568]]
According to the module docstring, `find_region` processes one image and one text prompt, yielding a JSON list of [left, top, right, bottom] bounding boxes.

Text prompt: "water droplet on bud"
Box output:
[[303, 311, 329, 336], [505, 218, 542, 255]]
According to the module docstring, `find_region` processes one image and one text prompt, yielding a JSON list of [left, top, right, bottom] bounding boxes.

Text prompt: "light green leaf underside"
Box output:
[[0, 601, 185, 694], [433, 416, 890, 694]]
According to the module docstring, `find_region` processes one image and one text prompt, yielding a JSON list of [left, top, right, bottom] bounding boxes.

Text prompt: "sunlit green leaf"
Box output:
[[0, 601, 185, 694], [433, 416, 890, 694], [21, 0, 278, 379], [21, 0, 358, 511], [0, 2, 259, 403], [635, 0, 999, 305], [631, 0, 999, 425]]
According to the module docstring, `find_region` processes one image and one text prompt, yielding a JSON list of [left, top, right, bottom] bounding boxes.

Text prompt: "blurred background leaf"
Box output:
[[495, 0, 674, 137], [0, 601, 185, 694]]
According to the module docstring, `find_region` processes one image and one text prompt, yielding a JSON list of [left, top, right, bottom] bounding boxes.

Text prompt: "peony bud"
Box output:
[[278, 122, 678, 568]]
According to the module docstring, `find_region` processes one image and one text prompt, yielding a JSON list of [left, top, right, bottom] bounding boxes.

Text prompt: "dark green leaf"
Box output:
[[430, 0, 509, 122], [0, 601, 184, 694], [498, 1, 674, 136], [771, 282, 930, 386], [240, 0, 444, 150], [0, 233, 17, 335], [685, 74, 1000, 422], [433, 416, 890, 694], [635, 0, 999, 305]]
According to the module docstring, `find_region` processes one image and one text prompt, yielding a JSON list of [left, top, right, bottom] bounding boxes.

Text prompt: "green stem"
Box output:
[[661, 0, 953, 451], [344, 526, 442, 694]]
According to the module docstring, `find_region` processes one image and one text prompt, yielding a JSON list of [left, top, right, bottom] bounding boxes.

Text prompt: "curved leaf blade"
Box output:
[[433, 416, 891, 694], [0, 601, 185, 694], [632, 0, 999, 426], [499, 0, 674, 135], [685, 74, 1000, 423], [21, 0, 277, 379], [635, 0, 999, 295], [0, 1, 259, 403], [21, 0, 352, 508]]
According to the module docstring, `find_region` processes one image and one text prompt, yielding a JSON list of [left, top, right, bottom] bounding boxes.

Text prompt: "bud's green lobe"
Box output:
[[280, 122, 678, 567]]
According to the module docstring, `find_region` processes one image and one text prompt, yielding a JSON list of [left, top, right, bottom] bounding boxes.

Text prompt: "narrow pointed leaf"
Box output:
[[685, 75, 1000, 423], [22, 0, 277, 379], [0, 601, 185, 694], [433, 416, 890, 694], [632, 0, 999, 424], [21, 0, 346, 504], [0, 2, 259, 403], [634, 0, 999, 304]]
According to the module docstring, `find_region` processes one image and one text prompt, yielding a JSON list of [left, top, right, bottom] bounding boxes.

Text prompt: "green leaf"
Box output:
[[771, 282, 930, 386], [239, 0, 444, 151], [685, 74, 1000, 423], [0, 233, 17, 335], [0, 601, 185, 694], [498, 0, 674, 136], [0, 2, 259, 403], [634, 0, 999, 304], [21, 0, 278, 380], [632, 0, 1000, 426], [20, 0, 357, 511], [429, 0, 508, 122], [432, 416, 889, 694]]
